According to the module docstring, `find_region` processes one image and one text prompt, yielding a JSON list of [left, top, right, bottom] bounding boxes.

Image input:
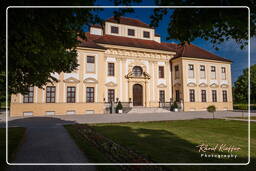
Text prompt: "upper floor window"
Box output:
[[189, 89, 195, 102], [221, 67, 226, 80], [159, 66, 164, 78], [128, 29, 135, 36], [67, 86, 76, 103], [133, 66, 143, 77], [108, 63, 115, 76], [211, 66, 216, 79], [222, 90, 227, 102], [159, 90, 165, 102], [111, 26, 119, 34], [46, 86, 56, 103], [212, 90, 217, 102], [175, 65, 180, 79], [143, 31, 150, 38], [188, 64, 194, 78], [86, 56, 95, 73], [200, 65, 206, 79], [23, 87, 34, 103], [108, 89, 115, 102], [86, 87, 95, 103], [201, 90, 207, 102]]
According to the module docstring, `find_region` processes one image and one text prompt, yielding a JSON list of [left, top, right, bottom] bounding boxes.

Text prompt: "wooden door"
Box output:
[[133, 84, 143, 106]]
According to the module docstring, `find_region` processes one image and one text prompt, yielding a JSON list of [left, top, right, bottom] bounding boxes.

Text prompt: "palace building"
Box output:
[[10, 17, 233, 116]]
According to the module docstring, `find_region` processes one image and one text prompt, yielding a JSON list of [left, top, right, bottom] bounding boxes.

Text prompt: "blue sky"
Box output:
[[90, 1, 255, 83]]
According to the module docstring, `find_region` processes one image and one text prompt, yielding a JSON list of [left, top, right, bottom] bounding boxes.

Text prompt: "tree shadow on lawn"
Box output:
[[90, 124, 254, 171]]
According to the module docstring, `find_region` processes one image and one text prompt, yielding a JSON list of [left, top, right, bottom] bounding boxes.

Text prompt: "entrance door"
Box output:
[[133, 84, 143, 106]]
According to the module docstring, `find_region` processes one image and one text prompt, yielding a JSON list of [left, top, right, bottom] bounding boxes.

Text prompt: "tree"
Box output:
[[149, 1, 255, 50], [1, 1, 105, 96], [233, 64, 256, 104], [207, 105, 216, 119]]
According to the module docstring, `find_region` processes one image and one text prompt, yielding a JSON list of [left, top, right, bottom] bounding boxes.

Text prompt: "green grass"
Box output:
[[227, 116, 256, 120], [66, 119, 255, 171], [0, 127, 26, 171], [64, 125, 119, 171]]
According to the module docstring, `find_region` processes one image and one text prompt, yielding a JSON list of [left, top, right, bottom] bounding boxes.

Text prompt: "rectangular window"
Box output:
[[108, 63, 115, 76], [46, 86, 56, 103], [223, 90, 227, 102], [159, 90, 165, 102], [23, 87, 34, 103], [159, 66, 164, 78], [86, 87, 94, 103], [143, 31, 150, 38], [128, 29, 135, 36], [188, 64, 194, 78], [200, 65, 206, 79], [211, 66, 216, 79], [221, 67, 226, 80], [86, 56, 95, 73], [212, 90, 217, 102], [108, 89, 115, 102], [201, 90, 207, 102], [67, 86, 76, 103], [111, 26, 119, 34], [175, 65, 179, 79], [189, 89, 195, 102], [175, 90, 180, 102]]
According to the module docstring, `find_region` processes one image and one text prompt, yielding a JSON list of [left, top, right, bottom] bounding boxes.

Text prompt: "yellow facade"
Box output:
[[10, 17, 233, 116]]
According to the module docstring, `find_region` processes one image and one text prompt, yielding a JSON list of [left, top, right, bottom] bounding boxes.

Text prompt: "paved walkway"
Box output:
[[5, 117, 96, 171]]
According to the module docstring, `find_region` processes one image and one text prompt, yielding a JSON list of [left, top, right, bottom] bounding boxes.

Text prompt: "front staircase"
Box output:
[[127, 107, 171, 114]]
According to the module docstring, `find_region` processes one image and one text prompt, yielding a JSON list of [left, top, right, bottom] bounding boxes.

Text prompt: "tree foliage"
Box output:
[[1, 1, 103, 95], [233, 64, 256, 104], [150, 0, 255, 50]]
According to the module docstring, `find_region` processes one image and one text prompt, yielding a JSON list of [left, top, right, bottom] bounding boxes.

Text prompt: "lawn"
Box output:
[[0, 127, 26, 171], [66, 119, 255, 171], [227, 116, 256, 120]]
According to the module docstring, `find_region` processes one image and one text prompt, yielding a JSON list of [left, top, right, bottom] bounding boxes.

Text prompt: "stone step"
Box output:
[[128, 107, 171, 114]]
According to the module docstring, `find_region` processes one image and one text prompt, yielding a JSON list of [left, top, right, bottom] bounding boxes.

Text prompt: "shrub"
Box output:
[[207, 105, 216, 119], [115, 101, 123, 113], [170, 101, 178, 111]]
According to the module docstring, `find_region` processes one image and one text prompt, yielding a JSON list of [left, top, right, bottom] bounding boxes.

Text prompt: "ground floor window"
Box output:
[[23, 87, 34, 103], [201, 90, 206, 102], [175, 90, 180, 102], [223, 90, 227, 102], [46, 86, 56, 103], [67, 86, 76, 103], [86, 87, 95, 103], [189, 89, 195, 102], [212, 90, 217, 102], [108, 89, 115, 102], [159, 90, 165, 102]]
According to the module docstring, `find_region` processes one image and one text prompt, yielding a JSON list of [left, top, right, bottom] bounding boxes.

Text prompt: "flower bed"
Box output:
[[75, 124, 169, 170]]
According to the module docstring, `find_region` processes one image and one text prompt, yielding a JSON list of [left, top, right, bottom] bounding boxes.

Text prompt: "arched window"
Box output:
[[132, 66, 143, 76]]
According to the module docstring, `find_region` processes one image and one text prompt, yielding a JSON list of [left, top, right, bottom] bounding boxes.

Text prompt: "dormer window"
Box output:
[[143, 31, 150, 38], [128, 29, 135, 36], [111, 26, 119, 34]]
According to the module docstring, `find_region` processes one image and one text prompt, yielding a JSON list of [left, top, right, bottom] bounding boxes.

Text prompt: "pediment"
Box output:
[[220, 84, 229, 88], [125, 71, 150, 79], [157, 83, 167, 88], [63, 77, 80, 83], [187, 82, 197, 87], [199, 83, 208, 87], [105, 81, 117, 87], [174, 83, 181, 87], [210, 83, 219, 88], [83, 78, 98, 84]]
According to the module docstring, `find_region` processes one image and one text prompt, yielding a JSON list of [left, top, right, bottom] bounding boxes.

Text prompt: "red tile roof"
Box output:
[[106, 16, 152, 28], [162, 42, 231, 62], [77, 33, 106, 50], [93, 34, 175, 52]]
